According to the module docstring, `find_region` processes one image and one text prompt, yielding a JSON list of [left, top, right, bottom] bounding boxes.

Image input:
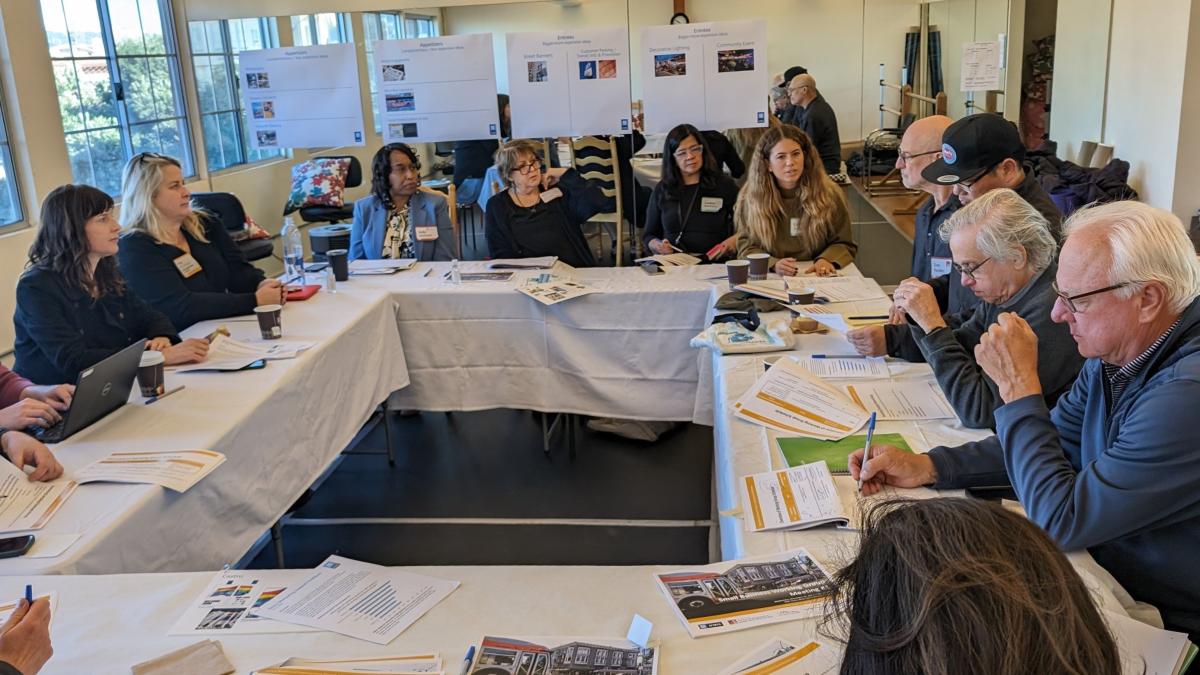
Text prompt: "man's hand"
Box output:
[[849, 444, 938, 496], [19, 385, 73, 412], [0, 597, 53, 675], [0, 432, 62, 482], [888, 303, 906, 326], [891, 277, 946, 332], [975, 312, 1043, 403], [0, 400, 61, 430], [845, 325, 887, 357]]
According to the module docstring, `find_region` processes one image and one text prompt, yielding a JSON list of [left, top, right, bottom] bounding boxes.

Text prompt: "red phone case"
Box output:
[[285, 284, 321, 301]]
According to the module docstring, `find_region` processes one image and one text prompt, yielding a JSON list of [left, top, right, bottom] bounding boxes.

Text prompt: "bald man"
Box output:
[[787, 73, 842, 175]]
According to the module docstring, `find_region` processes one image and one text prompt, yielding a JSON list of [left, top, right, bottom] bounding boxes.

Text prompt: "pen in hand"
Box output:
[[24, 584, 32, 605], [857, 412, 877, 493]]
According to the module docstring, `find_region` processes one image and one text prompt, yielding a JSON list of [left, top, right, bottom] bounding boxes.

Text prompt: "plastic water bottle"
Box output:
[[324, 267, 336, 293], [282, 216, 305, 286], [450, 258, 461, 284]]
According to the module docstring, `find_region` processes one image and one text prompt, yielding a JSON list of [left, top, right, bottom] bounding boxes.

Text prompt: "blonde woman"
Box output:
[[116, 153, 283, 330], [734, 126, 856, 276]]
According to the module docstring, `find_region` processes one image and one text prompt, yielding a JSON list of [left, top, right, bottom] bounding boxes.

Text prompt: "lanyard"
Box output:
[[674, 185, 702, 246]]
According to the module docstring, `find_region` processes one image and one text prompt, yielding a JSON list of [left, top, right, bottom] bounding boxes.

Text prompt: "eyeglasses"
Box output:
[[392, 163, 421, 176], [133, 151, 167, 165], [952, 257, 991, 281], [897, 149, 939, 165], [673, 145, 704, 159], [786, 85, 810, 93], [959, 163, 998, 189], [1052, 280, 1137, 313], [511, 161, 543, 176]]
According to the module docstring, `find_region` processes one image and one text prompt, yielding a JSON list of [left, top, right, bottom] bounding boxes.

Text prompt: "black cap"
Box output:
[[921, 113, 1024, 185], [782, 66, 808, 83]]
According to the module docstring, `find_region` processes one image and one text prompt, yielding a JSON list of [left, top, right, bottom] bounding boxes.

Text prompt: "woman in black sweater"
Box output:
[[14, 185, 208, 385], [116, 152, 283, 331], [643, 124, 740, 260]]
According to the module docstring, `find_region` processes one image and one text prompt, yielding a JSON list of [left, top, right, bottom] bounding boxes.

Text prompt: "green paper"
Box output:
[[777, 433, 913, 474]]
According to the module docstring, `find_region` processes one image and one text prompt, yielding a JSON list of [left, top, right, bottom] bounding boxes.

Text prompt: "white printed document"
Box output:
[[253, 555, 459, 644], [734, 357, 869, 440], [845, 380, 957, 421], [518, 278, 597, 305], [486, 256, 558, 269], [740, 461, 848, 532], [176, 335, 314, 372], [349, 258, 417, 274], [75, 449, 226, 493], [239, 44, 365, 149], [1104, 608, 1194, 675], [636, 252, 702, 267], [797, 356, 889, 379], [170, 569, 317, 636], [0, 462, 75, 534], [717, 637, 839, 675], [254, 654, 442, 674]]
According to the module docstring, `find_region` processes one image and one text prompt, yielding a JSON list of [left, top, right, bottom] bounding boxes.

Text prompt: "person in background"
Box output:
[[0, 595, 53, 675], [452, 94, 510, 188], [735, 126, 856, 276], [116, 153, 282, 331], [851, 201, 1200, 649], [485, 139, 608, 267], [349, 143, 455, 262], [787, 73, 843, 176], [880, 190, 1082, 428], [643, 124, 739, 260], [726, 116, 781, 188], [699, 130, 745, 180], [14, 184, 208, 385], [825, 498, 1120, 675], [774, 65, 808, 126]]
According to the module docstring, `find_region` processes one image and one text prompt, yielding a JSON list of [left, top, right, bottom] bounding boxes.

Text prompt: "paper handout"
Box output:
[[1104, 608, 1195, 675], [0, 461, 75, 535], [845, 380, 957, 421], [254, 654, 442, 674], [170, 569, 317, 636], [636, 252, 702, 267], [740, 461, 849, 532], [252, 555, 459, 645], [653, 548, 834, 638], [176, 335, 315, 372], [349, 258, 417, 274], [738, 276, 886, 303], [469, 635, 658, 675], [486, 256, 558, 269], [716, 637, 839, 675], [796, 356, 889, 379], [517, 277, 597, 305], [776, 432, 914, 475], [734, 357, 870, 439], [75, 449, 225, 493]]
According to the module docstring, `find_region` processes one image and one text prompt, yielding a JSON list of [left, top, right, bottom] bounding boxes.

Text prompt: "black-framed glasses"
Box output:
[[897, 149, 939, 165], [952, 257, 991, 281], [133, 151, 167, 165], [1052, 280, 1137, 313], [959, 163, 998, 189], [511, 161, 543, 176]]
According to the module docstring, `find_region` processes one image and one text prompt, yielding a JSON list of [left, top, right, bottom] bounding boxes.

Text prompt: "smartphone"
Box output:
[[238, 359, 267, 371], [305, 262, 329, 273], [0, 535, 35, 559], [640, 262, 663, 276]]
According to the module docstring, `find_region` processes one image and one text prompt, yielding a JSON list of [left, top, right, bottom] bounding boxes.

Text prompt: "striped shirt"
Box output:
[[1103, 317, 1182, 411]]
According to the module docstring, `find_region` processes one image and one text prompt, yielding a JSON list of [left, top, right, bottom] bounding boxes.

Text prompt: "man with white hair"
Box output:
[[851, 200, 1200, 644], [888, 189, 1082, 428]]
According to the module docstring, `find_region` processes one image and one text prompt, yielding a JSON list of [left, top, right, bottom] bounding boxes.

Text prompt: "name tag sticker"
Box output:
[[931, 257, 953, 277], [700, 197, 723, 213], [415, 226, 438, 241], [173, 254, 203, 278], [539, 188, 563, 203]]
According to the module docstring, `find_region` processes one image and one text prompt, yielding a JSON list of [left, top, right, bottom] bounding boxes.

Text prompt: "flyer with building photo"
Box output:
[[469, 635, 658, 675], [169, 569, 317, 635], [652, 548, 834, 638]]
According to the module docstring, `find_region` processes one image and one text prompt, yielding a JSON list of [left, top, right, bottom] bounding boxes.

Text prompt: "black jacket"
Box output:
[[13, 266, 178, 385], [798, 94, 842, 175], [116, 217, 266, 331], [1014, 170, 1064, 240], [484, 169, 607, 267], [642, 174, 739, 255], [701, 130, 746, 179], [453, 140, 500, 187]]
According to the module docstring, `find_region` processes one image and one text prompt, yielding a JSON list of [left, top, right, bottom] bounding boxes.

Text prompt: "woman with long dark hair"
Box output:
[[13, 185, 208, 384], [824, 498, 1121, 675], [348, 142, 455, 261], [642, 124, 740, 260], [735, 125, 855, 276]]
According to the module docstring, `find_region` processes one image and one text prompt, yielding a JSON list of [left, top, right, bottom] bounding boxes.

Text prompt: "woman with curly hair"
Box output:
[[349, 142, 455, 262]]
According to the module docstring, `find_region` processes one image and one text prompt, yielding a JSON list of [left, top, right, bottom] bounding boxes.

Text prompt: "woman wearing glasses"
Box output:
[[734, 126, 855, 277], [643, 124, 740, 260], [116, 153, 283, 331], [349, 143, 455, 262], [484, 139, 607, 267]]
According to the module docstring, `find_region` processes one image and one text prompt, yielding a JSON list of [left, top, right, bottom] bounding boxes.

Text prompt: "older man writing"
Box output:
[[851, 200, 1200, 644]]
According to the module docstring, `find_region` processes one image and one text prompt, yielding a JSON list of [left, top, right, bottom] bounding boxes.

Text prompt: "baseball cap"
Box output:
[[783, 65, 808, 83], [921, 113, 1024, 185]]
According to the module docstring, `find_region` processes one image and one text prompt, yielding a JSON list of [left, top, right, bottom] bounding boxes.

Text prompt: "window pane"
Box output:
[[209, 57, 234, 112], [60, 0, 108, 59], [108, 0, 148, 55], [291, 16, 315, 46], [120, 56, 179, 123], [86, 128, 125, 196], [315, 13, 346, 44], [41, 0, 71, 56], [75, 60, 120, 130], [193, 55, 216, 114], [188, 21, 209, 54], [205, 21, 225, 55]]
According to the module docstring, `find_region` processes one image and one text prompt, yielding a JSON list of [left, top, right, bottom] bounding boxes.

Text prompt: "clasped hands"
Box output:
[[775, 257, 836, 277]]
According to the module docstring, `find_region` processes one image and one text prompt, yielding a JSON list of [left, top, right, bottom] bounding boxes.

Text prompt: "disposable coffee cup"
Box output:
[[726, 260, 750, 286], [327, 248, 349, 282], [747, 253, 770, 280], [254, 304, 283, 340], [137, 350, 166, 398], [788, 287, 816, 305]]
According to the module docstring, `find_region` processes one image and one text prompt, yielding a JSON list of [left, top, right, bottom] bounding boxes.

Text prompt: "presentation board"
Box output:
[[505, 28, 632, 138], [640, 20, 768, 134], [239, 44, 364, 150], [374, 33, 501, 144]]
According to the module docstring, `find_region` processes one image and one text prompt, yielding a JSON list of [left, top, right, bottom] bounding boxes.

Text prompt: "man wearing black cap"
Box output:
[[921, 113, 1062, 239], [776, 65, 808, 126]]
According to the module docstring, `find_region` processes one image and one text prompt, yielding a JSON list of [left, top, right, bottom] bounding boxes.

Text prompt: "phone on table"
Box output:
[[239, 359, 267, 371], [639, 261, 663, 276], [0, 535, 35, 559], [305, 262, 329, 273]]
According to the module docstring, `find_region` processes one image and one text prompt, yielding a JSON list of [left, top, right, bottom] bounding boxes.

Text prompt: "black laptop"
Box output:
[[28, 339, 146, 443]]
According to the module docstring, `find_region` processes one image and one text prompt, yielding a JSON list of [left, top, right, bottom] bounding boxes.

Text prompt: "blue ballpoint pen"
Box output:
[[459, 645, 476, 675], [24, 584, 32, 605], [857, 412, 878, 493]]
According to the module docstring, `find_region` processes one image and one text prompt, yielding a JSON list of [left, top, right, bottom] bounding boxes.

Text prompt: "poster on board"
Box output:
[[506, 28, 632, 138], [960, 41, 1002, 91], [640, 20, 767, 134], [239, 44, 364, 149], [375, 33, 501, 143]]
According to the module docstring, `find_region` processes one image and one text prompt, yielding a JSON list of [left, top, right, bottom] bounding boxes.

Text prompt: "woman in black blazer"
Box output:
[[14, 185, 208, 385], [116, 152, 283, 331]]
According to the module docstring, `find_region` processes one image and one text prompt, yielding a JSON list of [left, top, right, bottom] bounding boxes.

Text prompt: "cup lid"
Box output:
[[254, 304, 283, 312], [726, 260, 750, 266], [140, 350, 165, 366], [326, 248, 348, 255]]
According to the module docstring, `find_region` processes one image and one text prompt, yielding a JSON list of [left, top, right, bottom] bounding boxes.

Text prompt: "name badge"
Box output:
[[931, 256, 953, 277], [173, 254, 203, 278], [539, 187, 564, 203], [415, 226, 438, 241], [789, 217, 801, 237], [700, 197, 723, 213]]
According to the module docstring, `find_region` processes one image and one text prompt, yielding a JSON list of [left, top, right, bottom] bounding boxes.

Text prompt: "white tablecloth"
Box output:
[[349, 263, 719, 421], [0, 289, 409, 575]]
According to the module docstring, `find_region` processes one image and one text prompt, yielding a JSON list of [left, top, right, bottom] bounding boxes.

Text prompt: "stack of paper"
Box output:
[[733, 357, 870, 439], [75, 449, 226, 493], [487, 256, 558, 269], [517, 277, 597, 305], [796, 355, 889, 379], [636, 252, 702, 266], [738, 276, 886, 303], [468, 636, 657, 675], [349, 259, 417, 275], [0, 462, 76, 535], [176, 335, 315, 372], [844, 380, 957, 421], [254, 654, 443, 674], [740, 461, 850, 532], [1105, 609, 1196, 675], [717, 637, 839, 675]]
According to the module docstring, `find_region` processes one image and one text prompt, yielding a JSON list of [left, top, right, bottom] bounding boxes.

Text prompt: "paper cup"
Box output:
[[255, 304, 283, 340], [137, 350, 166, 398], [326, 248, 349, 282], [747, 253, 770, 280], [726, 260, 750, 286], [787, 287, 816, 305]]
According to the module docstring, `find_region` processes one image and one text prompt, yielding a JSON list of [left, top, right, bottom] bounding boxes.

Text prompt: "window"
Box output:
[[0, 87, 23, 229], [290, 13, 352, 46], [189, 17, 285, 172], [42, 0, 193, 196], [362, 11, 439, 132], [404, 13, 439, 39]]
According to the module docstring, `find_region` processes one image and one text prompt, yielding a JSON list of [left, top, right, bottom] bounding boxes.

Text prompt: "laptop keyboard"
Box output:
[[29, 419, 67, 444]]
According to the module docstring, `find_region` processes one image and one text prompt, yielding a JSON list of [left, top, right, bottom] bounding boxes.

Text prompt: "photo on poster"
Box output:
[[654, 53, 686, 77], [402, 122, 419, 138], [527, 60, 549, 82], [251, 100, 275, 119], [385, 92, 415, 112], [382, 63, 406, 81], [246, 72, 270, 89], [717, 48, 755, 73], [599, 59, 618, 79], [470, 635, 658, 675], [578, 60, 597, 79], [256, 130, 277, 147]]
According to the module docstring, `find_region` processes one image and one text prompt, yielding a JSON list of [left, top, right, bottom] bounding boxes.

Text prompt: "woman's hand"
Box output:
[[775, 258, 799, 276], [541, 167, 568, 189], [162, 338, 209, 365], [146, 337, 172, 352], [256, 279, 284, 307], [706, 235, 739, 261], [1, 432, 62, 482], [804, 259, 837, 276]]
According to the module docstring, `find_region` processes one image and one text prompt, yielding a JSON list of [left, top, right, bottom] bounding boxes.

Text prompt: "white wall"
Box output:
[[1048, 0, 1111, 163], [1172, 1, 1200, 221]]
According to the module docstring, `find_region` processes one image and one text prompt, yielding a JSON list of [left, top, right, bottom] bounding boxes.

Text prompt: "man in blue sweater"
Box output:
[[850, 200, 1200, 643]]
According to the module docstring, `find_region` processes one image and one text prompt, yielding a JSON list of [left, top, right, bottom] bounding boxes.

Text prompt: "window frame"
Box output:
[[0, 77, 25, 233], [290, 12, 353, 47]]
